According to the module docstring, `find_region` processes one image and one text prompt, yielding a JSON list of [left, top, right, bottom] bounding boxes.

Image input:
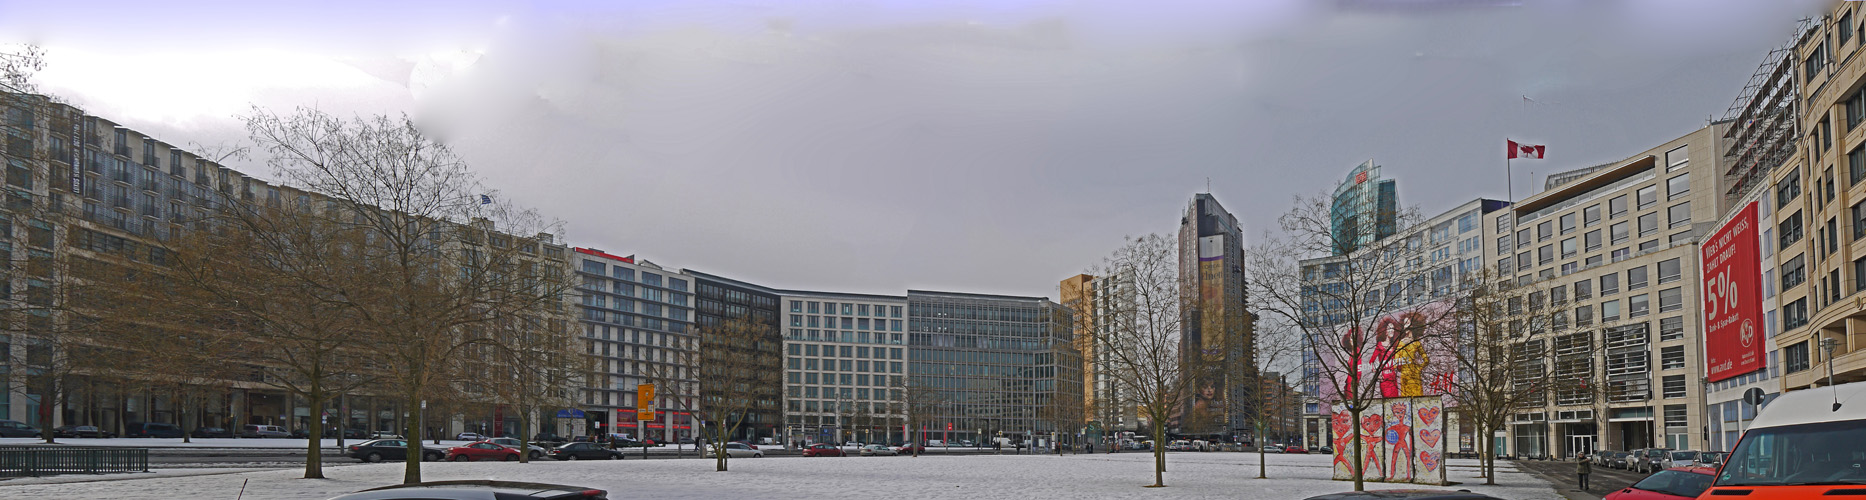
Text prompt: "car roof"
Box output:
[[1663, 466, 1719, 475], [1750, 380, 1866, 430]]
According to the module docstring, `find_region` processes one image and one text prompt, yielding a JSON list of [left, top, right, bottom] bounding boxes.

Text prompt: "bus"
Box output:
[[1705, 380, 1866, 498]]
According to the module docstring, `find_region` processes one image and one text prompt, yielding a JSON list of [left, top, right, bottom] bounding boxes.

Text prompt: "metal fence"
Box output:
[[0, 445, 149, 477]]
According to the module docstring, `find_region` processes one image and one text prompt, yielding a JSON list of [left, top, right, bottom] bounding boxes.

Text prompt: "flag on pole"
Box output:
[[1507, 140, 1545, 159]]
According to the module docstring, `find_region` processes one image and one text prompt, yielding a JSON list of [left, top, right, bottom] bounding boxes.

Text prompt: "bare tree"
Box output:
[[697, 315, 781, 472], [486, 310, 580, 464], [1250, 318, 1305, 478], [242, 107, 567, 484], [1433, 268, 1569, 484], [892, 376, 946, 457], [641, 340, 699, 457], [1082, 234, 1195, 488], [1249, 191, 1456, 492]]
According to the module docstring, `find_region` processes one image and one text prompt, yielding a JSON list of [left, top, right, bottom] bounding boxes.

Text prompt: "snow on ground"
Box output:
[[0, 451, 1561, 500]]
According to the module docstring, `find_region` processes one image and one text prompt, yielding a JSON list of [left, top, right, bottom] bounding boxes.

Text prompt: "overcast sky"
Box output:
[[2, 0, 1828, 299]]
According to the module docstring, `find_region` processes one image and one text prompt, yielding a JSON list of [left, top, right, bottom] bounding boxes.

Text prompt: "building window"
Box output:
[[1668, 202, 1691, 228], [1664, 404, 1689, 428], [1662, 375, 1686, 399], [1629, 266, 1649, 290], [1539, 220, 1553, 241], [1637, 185, 1658, 210], [1661, 346, 1685, 370], [1778, 170, 1801, 210], [1855, 256, 1866, 292], [1629, 294, 1650, 317], [1585, 204, 1601, 226], [1539, 245, 1555, 265], [1852, 145, 1866, 185], [1668, 173, 1690, 199], [1611, 221, 1630, 244], [1601, 273, 1620, 295], [1844, 10, 1857, 47], [1602, 300, 1621, 321], [1561, 213, 1576, 235], [1610, 195, 1629, 217], [1808, 42, 1827, 82], [1584, 229, 1602, 251], [1785, 340, 1811, 373], [1575, 279, 1592, 299], [1659, 316, 1684, 341], [1783, 298, 1809, 330], [1658, 287, 1682, 312], [1782, 254, 1807, 289], [1658, 258, 1681, 284], [1781, 211, 1803, 250], [1639, 212, 1660, 237]]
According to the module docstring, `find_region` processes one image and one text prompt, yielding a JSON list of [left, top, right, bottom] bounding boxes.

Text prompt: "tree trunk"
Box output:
[[1350, 407, 1365, 492], [180, 391, 192, 444], [304, 390, 326, 479], [713, 424, 729, 472], [1257, 420, 1267, 478], [518, 412, 531, 464], [402, 390, 423, 484], [1150, 419, 1167, 487]]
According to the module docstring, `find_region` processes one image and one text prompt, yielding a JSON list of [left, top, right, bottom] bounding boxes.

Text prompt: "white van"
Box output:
[[1705, 380, 1866, 498], [238, 424, 289, 438]]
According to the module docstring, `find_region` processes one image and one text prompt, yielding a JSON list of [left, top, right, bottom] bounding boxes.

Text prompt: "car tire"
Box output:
[[426, 452, 443, 462], [530, 451, 541, 460], [567, 455, 579, 461], [610, 453, 621, 460], [503, 454, 517, 462], [452, 455, 469, 462], [365, 452, 383, 463]]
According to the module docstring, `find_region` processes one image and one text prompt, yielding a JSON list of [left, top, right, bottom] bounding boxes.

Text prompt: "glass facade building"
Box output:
[[906, 290, 1081, 445], [687, 270, 785, 442]]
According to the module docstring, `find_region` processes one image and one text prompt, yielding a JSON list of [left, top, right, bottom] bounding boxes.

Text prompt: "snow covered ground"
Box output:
[[0, 451, 1561, 499]]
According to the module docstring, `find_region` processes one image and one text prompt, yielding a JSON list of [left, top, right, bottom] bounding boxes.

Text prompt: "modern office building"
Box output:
[[685, 270, 786, 442], [1177, 193, 1257, 439], [1331, 160, 1399, 256], [778, 291, 909, 447], [1495, 124, 1731, 458], [1298, 197, 1507, 450], [907, 290, 1081, 446], [569, 248, 699, 442]]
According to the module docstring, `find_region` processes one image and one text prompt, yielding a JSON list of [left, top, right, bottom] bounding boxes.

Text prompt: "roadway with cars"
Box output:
[[1514, 458, 1649, 499], [138, 443, 1033, 467]]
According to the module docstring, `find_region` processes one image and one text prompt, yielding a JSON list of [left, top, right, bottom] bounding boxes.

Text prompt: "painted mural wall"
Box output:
[[1331, 396, 1448, 485]]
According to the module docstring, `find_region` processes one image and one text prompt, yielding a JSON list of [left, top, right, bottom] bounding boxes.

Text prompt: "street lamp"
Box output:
[[1821, 337, 1843, 411]]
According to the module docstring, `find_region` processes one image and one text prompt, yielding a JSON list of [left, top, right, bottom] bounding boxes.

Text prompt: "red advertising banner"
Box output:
[[1702, 202, 1765, 382]]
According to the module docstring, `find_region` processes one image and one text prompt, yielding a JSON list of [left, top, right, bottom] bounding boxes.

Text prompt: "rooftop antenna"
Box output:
[[1206, 177, 1211, 193]]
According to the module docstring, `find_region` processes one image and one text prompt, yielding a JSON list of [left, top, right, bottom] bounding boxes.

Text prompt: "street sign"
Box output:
[[946, 423, 953, 430], [1743, 387, 1767, 407], [637, 384, 656, 421], [555, 409, 586, 419]]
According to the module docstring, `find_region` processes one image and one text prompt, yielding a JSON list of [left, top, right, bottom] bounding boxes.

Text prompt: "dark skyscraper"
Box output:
[[1177, 193, 1257, 438]]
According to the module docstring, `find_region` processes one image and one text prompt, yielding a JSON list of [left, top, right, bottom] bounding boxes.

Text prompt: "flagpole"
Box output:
[[1506, 138, 1514, 205]]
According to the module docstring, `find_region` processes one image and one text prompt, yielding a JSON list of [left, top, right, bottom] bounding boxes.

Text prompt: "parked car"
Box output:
[[1610, 451, 1633, 469], [347, 439, 447, 462], [608, 436, 651, 448], [532, 432, 569, 445], [328, 480, 607, 500], [548, 442, 622, 461], [1304, 490, 1504, 499], [1605, 466, 1716, 500], [446, 441, 521, 461], [238, 424, 289, 438], [803, 443, 846, 457], [702, 442, 764, 458], [125, 422, 184, 438], [487, 437, 548, 460], [1635, 448, 1675, 473], [342, 428, 371, 439], [54, 425, 113, 438], [1695, 451, 1725, 467], [190, 427, 233, 438], [1263, 444, 1286, 454], [860, 444, 898, 456], [0, 420, 41, 438], [1284, 445, 1310, 454], [370, 431, 405, 440], [1657, 450, 1700, 470], [1592, 450, 1620, 467], [1317, 446, 1334, 455], [893, 443, 926, 454], [455, 432, 488, 441]]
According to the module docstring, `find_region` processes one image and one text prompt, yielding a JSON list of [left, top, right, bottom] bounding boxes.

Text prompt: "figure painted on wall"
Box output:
[[1385, 402, 1414, 482], [1331, 411, 1355, 476], [1360, 413, 1385, 480]]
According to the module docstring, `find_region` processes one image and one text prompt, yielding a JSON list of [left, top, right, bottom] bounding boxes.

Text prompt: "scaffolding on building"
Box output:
[[1721, 18, 1818, 205]]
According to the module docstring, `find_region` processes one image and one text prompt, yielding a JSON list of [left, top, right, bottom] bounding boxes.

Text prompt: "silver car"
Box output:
[[1633, 448, 1674, 473], [486, 437, 548, 460], [703, 442, 764, 458], [860, 444, 898, 456]]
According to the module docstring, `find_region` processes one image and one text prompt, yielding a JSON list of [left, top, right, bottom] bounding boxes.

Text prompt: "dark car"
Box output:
[[549, 442, 622, 461], [191, 427, 233, 438], [54, 425, 113, 438], [533, 432, 569, 445], [0, 420, 41, 438], [348, 438, 447, 463], [1604, 467, 1716, 500], [124, 422, 185, 438], [1304, 490, 1504, 500], [328, 480, 607, 500]]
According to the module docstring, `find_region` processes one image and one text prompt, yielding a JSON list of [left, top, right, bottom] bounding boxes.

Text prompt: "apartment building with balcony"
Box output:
[[778, 291, 908, 446], [569, 248, 699, 442]]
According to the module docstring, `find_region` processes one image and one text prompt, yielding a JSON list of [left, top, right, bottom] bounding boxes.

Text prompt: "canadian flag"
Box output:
[[1508, 140, 1545, 159]]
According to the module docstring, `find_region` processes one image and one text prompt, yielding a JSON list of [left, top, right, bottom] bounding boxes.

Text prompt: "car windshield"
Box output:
[[1633, 470, 1713, 498], [1718, 419, 1866, 486], [1672, 451, 1698, 460]]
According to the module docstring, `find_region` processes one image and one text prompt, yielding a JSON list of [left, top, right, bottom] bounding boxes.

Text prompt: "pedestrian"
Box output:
[[1576, 453, 1592, 491]]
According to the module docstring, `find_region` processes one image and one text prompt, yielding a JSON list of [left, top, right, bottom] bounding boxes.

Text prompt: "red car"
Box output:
[[802, 443, 845, 457], [445, 441, 520, 462], [1283, 446, 1309, 454], [1605, 467, 1715, 500], [893, 444, 926, 454]]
